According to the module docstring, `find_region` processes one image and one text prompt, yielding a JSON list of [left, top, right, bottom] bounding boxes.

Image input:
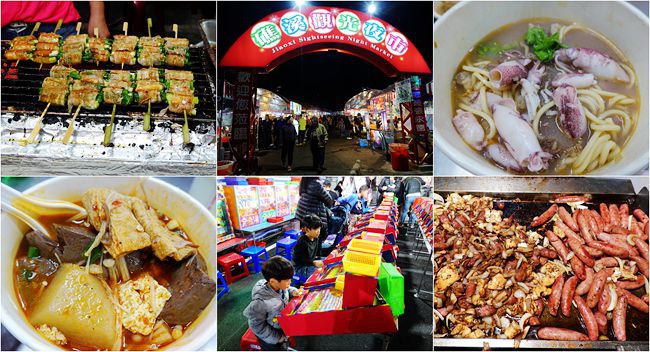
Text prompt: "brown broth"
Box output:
[[13, 198, 202, 351], [451, 18, 640, 175]]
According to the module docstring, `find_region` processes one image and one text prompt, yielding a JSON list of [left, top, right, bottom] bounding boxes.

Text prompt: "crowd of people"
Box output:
[[243, 176, 431, 350], [257, 112, 392, 173]]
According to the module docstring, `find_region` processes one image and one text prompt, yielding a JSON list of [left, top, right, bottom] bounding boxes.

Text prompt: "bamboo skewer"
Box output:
[[27, 103, 51, 144], [75, 22, 82, 35], [147, 18, 152, 38], [121, 22, 128, 70], [16, 22, 41, 67], [104, 104, 117, 146], [173, 24, 178, 39], [183, 110, 190, 145], [93, 27, 100, 66], [62, 104, 82, 144]]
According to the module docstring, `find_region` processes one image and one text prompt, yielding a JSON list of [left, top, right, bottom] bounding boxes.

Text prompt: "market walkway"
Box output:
[[255, 138, 432, 175]]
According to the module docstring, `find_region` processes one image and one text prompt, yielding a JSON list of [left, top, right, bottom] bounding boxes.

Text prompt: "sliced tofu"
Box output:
[[116, 274, 171, 335], [81, 188, 112, 231], [102, 192, 151, 258], [131, 198, 196, 261]]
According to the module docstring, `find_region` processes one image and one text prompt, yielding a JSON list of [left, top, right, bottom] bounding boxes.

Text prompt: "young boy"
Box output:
[[336, 184, 371, 215], [293, 214, 324, 278], [243, 256, 303, 350]]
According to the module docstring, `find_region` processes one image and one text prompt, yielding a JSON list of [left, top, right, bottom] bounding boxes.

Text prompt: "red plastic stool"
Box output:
[[240, 328, 296, 351], [218, 252, 250, 284]]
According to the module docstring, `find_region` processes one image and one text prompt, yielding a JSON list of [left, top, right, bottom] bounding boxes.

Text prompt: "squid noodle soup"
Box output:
[[451, 18, 640, 174], [12, 187, 216, 350]]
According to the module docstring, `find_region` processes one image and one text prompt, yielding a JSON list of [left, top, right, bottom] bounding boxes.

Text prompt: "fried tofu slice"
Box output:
[[81, 188, 151, 258], [131, 198, 196, 261]]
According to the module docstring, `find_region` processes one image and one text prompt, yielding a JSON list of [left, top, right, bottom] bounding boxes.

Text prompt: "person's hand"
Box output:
[[88, 2, 110, 38], [293, 288, 305, 297], [314, 260, 324, 268], [382, 186, 387, 190]]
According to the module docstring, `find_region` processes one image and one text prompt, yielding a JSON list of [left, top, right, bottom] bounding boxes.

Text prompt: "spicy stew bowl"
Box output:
[[434, 0, 649, 175], [0, 177, 217, 351]]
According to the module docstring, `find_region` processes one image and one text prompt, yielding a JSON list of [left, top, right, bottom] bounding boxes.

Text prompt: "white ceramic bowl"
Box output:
[[1, 177, 216, 351], [434, 1, 649, 175]]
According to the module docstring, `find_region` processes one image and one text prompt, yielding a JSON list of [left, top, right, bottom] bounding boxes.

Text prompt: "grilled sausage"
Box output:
[[584, 246, 604, 257], [634, 237, 649, 261], [577, 211, 594, 243], [567, 236, 595, 267], [546, 230, 570, 262], [633, 209, 648, 223], [556, 220, 585, 244], [620, 204, 629, 229], [539, 248, 558, 259], [615, 275, 645, 290], [531, 204, 558, 227], [595, 257, 618, 268], [613, 295, 627, 341], [575, 267, 594, 295], [597, 283, 611, 315], [600, 203, 611, 224], [548, 276, 565, 316], [609, 204, 621, 227], [561, 276, 578, 317], [618, 288, 650, 313], [570, 256, 587, 281], [558, 207, 579, 231], [586, 269, 608, 308], [590, 210, 604, 233], [594, 311, 608, 335], [537, 327, 589, 341], [554, 195, 590, 203], [574, 295, 598, 341], [588, 241, 628, 258]]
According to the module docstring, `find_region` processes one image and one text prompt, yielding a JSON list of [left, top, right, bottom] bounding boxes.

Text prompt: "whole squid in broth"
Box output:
[[555, 48, 630, 83]]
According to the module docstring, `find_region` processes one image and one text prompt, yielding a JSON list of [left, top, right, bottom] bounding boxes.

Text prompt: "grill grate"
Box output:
[[0, 41, 216, 175], [1, 44, 216, 122]]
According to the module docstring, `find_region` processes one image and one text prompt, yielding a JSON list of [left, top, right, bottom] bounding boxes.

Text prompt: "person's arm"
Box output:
[[322, 125, 329, 143], [88, 1, 110, 38], [316, 183, 334, 206]]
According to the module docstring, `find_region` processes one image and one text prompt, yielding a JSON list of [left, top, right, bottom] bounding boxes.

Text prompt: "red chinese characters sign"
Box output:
[[219, 6, 430, 76]]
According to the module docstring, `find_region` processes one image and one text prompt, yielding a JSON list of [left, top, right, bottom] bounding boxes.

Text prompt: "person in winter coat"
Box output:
[[295, 177, 334, 254], [243, 257, 303, 350], [292, 214, 324, 278], [305, 117, 328, 172], [400, 176, 425, 227], [280, 116, 297, 172]]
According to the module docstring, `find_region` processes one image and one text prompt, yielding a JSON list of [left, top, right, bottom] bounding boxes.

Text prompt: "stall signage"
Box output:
[[231, 70, 257, 144], [221, 6, 430, 75]]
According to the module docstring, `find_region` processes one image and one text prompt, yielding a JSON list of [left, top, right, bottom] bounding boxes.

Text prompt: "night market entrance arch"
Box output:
[[220, 6, 432, 173]]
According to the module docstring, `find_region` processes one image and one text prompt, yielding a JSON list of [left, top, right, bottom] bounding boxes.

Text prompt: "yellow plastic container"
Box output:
[[343, 250, 381, 277], [347, 238, 382, 255], [335, 274, 345, 291]]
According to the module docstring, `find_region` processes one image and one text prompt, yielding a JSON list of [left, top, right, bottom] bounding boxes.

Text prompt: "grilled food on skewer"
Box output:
[[49, 65, 79, 82], [60, 34, 88, 65], [4, 35, 37, 61], [33, 32, 61, 64], [110, 35, 138, 65], [39, 77, 69, 106], [164, 37, 189, 67], [79, 70, 105, 85], [69, 80, 103, 110], [88, 37, 111, 63], [164, 69, 196, 115], [135, 68, 163, 104], [104, 70, 134, 106], [138, 36, 165, 67]]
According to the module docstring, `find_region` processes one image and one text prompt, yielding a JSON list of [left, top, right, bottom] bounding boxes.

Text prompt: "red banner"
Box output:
[[219, 6, 430, 76]]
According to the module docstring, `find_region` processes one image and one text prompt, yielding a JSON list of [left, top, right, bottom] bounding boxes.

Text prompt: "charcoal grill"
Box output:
[[433, 176, 650, 351], [1, 36, 216, 175]]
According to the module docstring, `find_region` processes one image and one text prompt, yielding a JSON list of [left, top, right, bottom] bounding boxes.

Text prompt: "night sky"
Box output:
[[217, 1, 433, 111]]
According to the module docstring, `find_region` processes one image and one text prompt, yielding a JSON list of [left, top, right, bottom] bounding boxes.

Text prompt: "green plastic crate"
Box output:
[[378, 262, 404, 316]]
